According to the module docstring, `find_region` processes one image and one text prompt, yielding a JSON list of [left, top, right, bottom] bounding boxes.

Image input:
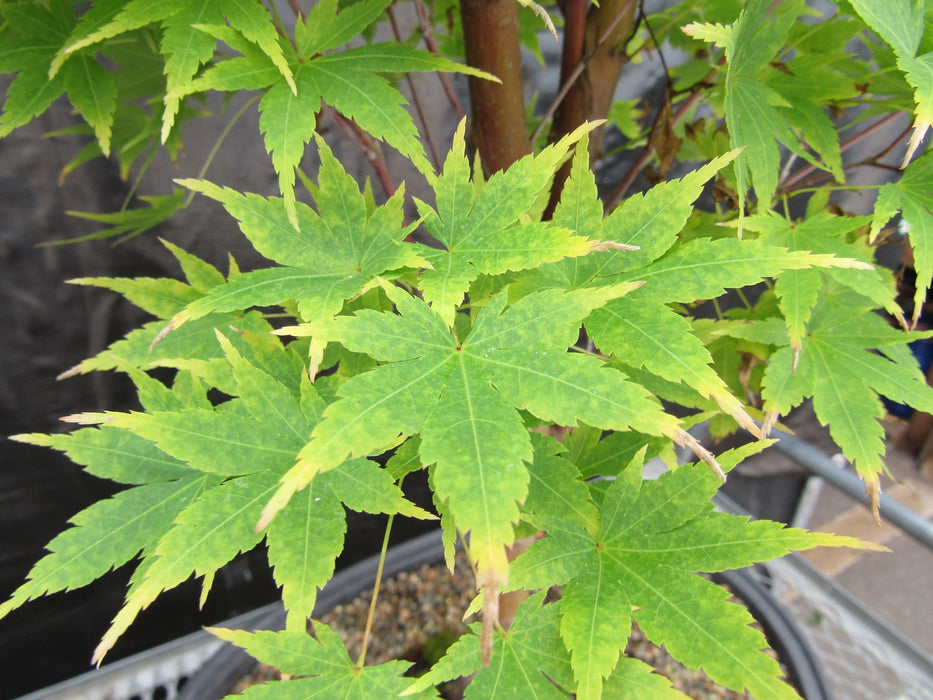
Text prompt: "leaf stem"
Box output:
[[326, 107, 397, 198], [357, 513, 395, 668], [185, 95, 262, 207], [778, 112, 906, 192]]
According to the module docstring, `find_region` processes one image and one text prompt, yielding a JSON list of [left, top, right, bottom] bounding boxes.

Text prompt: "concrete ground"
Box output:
[[727, 403, 933, 697]]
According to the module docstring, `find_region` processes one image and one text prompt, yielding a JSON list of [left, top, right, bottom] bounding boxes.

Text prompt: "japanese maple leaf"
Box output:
[[508, 447, 881, 699], [263, 281, 717, 663]]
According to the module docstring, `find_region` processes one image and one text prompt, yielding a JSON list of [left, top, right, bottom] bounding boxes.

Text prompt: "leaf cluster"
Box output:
[[3, 0, 932, 698]]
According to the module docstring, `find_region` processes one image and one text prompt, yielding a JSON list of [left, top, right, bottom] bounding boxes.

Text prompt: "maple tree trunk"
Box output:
[[460, 0, 531, 173]]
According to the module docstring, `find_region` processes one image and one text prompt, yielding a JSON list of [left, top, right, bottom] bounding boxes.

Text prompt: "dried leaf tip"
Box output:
[[480, 585, 499, 667], [760, 410, 780, 439], [901, 119, 930, 170], [56, 363, 84, 380], [516, 0, 558, 41], [61, 412, 110, 425], [866, 479, 882, 526], [590, 240, 640, 252], [149, 319, 176, 353], [671, 427, 726, 482]]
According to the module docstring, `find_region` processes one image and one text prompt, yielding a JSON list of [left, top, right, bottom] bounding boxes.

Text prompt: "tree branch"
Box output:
[[460, 0, 531, 173]]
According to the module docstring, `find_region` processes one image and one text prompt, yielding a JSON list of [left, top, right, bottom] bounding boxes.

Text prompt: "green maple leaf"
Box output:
[[413, 123, 611, 325], [87, 332, 428, 662], [0, 0, 73, 139], [522, 433, 600, 535], [602, 657, 688, 699], [684, 0, 805, 212], [518, 140, 737, 293], [762, 299, 933, 491], [58, 190, 186, 244], [296, 0, 393, 58], [159, 1, 226, 140], [0, 474, 217, 621], [208, 625, 438, 699], [170, 138, 426, 340], [263, 280, 683, 659], [509, 447, 878, 699], [744, 211, 901, 343], [50, 0, 295, 99], [871, 151, 933, 326], [848, 0, 931, 164], [405, 591, 574, 699]]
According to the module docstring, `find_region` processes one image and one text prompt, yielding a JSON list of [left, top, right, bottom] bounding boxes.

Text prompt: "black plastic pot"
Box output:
[[180, 529, 830, 700]]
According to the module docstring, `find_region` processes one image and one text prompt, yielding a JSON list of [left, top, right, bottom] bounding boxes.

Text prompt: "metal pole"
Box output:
[[770, 429, 933, 552]]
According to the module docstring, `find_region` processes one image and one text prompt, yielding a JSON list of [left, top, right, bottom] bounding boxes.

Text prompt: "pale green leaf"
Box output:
[[483, 349, 678, 437], [0, 475, 217, 620], [64, 53, 117, 155], [297, 0, 393, 57], [159, 239, 227, 292], [159, 2, 226, 139], [258, 68, 322, 224], [619, 238, 863, 303], [588, 298, 723, 401], [764, 303, 933, 484], [602, 657, 688, 699], [218, 333, 310, 445], [416, 122, 599, 323], [60, 191, 186, 244], [629, 571, 799, 700], [72, 312, 273, 374], [848, 0, 925, 59], [316, 43, 497, 82], [68, 276, 201, 318], [422, 356, 533, 572], [11, 426, 194, 484], [528, 151, 739, 291], [560, 547, 633, 700], [219, 0, 295, 93], [289, 355, 456, 482], [266, 479, 345, 632], [305, 59, 432, 177], [407, 592, 574, 699], [175, 154, 420, 327], [0, 65, 65, 138], [94, 467, 285, 663], [774, 268, 823, 348], [511, 453, 866, 699], [329, 457, 434, 520], [54, 0, 185, 76], [523, 436, 599, 534], [210, 625, 422, 698], [872, 151, 933, 326], [108, 402, 299, 476]]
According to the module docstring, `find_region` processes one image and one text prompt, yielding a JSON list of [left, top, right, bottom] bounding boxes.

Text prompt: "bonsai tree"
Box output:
[[2, 0, 930, 696]]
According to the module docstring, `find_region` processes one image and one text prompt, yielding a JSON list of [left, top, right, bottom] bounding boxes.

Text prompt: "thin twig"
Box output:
[[530, 0, 639, 145], [325, 106, 397, 198], [388, 4, 441, 172], [779, 112, 906, 191], [286, 0, 303, 19], [357, 514, 394, 667], [413, 0, 466, 119], [603, 63, 718, 211], [186, 95, 262, 207]]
